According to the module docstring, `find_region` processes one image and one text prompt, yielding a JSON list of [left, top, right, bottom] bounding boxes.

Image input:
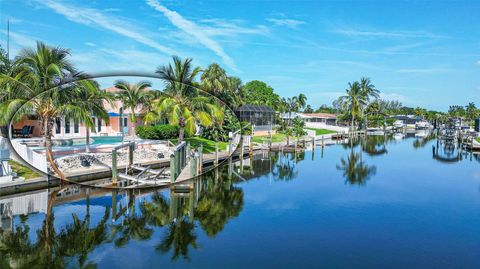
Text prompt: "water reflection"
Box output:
[[0, 165, 246, 266], [2, 133, 480, 268]]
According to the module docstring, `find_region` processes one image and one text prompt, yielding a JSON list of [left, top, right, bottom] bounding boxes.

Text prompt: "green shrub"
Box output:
[[136, 125, 179, 140]]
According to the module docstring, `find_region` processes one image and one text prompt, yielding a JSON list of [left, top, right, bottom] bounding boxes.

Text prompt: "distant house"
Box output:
[[280, 112, 337, 125], [11, 87, 149, 139], [390, 115, 423, 125], [235, 105, 275, 131]]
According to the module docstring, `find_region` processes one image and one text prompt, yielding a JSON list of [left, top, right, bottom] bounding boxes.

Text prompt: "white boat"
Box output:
[[393, 133, 404, 140], [415, 120, 430, 129], [393, 120, 405, 129], [367, 128, 384, 136], [415, 129, 428, 138]]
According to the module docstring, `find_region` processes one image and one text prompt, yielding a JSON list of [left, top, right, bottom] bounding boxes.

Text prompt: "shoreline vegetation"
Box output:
[[9, 160, 41, 179], [1, 41, 480, 182]]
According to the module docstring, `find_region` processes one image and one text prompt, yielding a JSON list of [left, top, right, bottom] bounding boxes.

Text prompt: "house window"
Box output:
[[74, 120, 79, 134], [55, 118, 61, 134], [65, 119, 70, 134], [123, 118, 128, 127], [97, 118, 102, 132]]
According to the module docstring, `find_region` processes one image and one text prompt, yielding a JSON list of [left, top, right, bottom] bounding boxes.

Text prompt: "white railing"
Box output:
[[305, 122, 349, 133], [11, 139, 48, 173]]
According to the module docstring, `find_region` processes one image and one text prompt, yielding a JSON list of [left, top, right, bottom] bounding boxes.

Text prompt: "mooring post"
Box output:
[[190, 154, 197, 177], [249, 135, 253, 156], [198, 143, 203, 173], [128, 142, 134, 169], [215, 142, 219, 165], [322, 135, 325, 148], [170, 154, 175, 183], [311, 136, 315, 151], [112, 149, 118, 185]]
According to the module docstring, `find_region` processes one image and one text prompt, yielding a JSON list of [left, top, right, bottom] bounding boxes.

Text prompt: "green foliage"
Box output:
[[136, 125, 179, 140], [243, 80, 280, 109], [200, 110, 240, 142], [9, 160, 41, 179]]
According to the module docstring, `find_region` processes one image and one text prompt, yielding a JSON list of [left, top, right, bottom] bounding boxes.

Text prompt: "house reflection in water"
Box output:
[[0, 190, 48, 231]]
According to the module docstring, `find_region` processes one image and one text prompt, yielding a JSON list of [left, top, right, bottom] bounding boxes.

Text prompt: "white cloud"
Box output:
[[84, 42, 96, 47], [38, 0, 176, 56], [380, 92, 408, 102], [330, 26, 445, 39], [395, 68, 454, 74], [4, 31, 38, 48], [146, 0, 239, 72], [266, 18, 306, 29]]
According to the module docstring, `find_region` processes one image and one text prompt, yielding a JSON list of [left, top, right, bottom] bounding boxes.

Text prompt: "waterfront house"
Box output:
[[11, 87, 148, 139]]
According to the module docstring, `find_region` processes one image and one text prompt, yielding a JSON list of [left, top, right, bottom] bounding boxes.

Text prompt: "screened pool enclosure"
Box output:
[[235, 105, 275, 131]]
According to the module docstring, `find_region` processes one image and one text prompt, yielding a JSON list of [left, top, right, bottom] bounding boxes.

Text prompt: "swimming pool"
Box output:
[[52, 136, 123, 146]]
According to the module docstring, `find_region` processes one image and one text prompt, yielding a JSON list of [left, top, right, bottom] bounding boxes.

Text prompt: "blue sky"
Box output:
[[0, 0, 479, 111]]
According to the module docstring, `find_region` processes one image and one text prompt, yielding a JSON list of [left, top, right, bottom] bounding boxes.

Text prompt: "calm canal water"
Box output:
[[1, 133, 480, 268]]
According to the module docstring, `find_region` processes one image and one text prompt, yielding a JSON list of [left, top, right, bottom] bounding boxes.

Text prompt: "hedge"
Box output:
[[136, 125, 179, 140]]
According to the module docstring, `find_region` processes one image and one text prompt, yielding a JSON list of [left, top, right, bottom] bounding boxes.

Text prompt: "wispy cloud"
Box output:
[[2, 31, 38, 47], [84, 42, 96, 47], [146, 0, 243, 72], [476, 60, 480, 66], [38, 0, 176, 55], [266, 18, 306, 29], [380, 92, 408, 102], [330, 26, 446, 39], [395, 68, 455, 74]]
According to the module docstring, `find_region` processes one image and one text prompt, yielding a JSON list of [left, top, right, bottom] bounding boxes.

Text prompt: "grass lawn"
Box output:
[[170, 136, 229, 153], [9, 160, 41, 179], [476, 138, 480, 143], [306, 128, 337, 135], [252, 133, 287, 144]]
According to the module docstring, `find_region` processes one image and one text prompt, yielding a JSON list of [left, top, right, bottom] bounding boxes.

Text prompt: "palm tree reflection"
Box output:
[[337, 138, 377, 186]]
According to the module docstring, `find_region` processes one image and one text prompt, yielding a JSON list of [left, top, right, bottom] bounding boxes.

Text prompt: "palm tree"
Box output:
[[75, 80, 114, 152], [0, 46, 30, 137], [201, 63, 227, 97], [0, 42, 92, 180], [152, 56, 223, 142], [114, 80, 152, 138], [465, 102, 478, 123], [283, 97, 299, 126], [339, 81, 366, 130], [297, 93, 307, 110]]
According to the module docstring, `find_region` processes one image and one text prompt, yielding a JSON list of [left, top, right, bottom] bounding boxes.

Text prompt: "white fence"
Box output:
[[305, 122, 349, 133], [11, 139, 48, 174]]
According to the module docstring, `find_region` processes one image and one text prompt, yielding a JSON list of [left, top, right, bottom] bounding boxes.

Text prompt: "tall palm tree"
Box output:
[[465, 102, 478, 123], [114, 80, 152, 134], [0, 42, 92, 180], [283, 97, 299, 126], [201, 63, 227, 97], [339, 81, 366, 129], [297, 93, 307, 111], [75, 80, 114, 152], [0, 46, 30, 137], [152, 56, 223, 142]]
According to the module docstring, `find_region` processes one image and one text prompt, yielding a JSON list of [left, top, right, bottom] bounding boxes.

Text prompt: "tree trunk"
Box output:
[[86, 128, 90, 153], [44, 116, 67, 181], [287, 135, 290, 145], [178, 126, 185, 142]]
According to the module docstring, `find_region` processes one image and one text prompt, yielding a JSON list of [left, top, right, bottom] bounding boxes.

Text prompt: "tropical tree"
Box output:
[[201, 63, 227, 97], [0, 42, 95, 180], [242, 80, 280, 109], [75, 80, 114, 152], [338, 81, 366, 129], [297, 93, 307, 110], [114, 80, 152, 126], [291, 116, 306, 143], [465, 102, 478, 122], [150, 56, 223, 142]]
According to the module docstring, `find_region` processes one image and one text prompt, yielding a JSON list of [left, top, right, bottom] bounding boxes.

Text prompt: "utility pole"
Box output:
[[7, 19, 10, 59]]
